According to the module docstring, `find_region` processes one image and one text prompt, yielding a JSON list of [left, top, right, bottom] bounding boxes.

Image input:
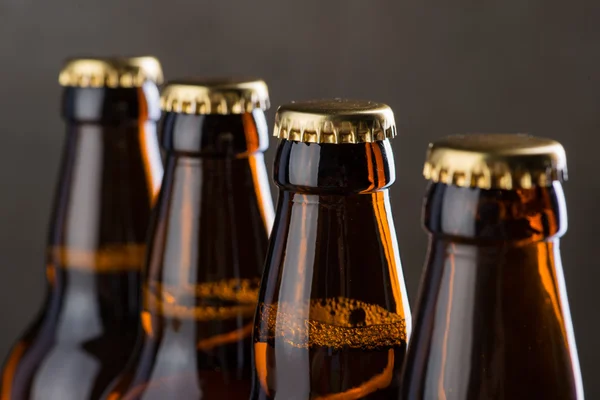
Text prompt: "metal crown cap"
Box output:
[[423, 133, 567, 190], [160, 78, 270, 115], [273, 99, 397, 144], [58, 56, 163, 88]]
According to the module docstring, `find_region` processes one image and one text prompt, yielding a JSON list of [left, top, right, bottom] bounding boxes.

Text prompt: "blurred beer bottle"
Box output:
[[400, 134, 584, 399], [102, 79, 275, 400], [0, 56, 164, 400], [251, 99, 411, 400]]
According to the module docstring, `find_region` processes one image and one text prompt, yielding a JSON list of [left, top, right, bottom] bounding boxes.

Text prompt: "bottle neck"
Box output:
[[401, 182, 583, 399], [143, 147, 274, 329], [421, 182, 573, 341], [48, 119, 162, 270], [255, 138, 409, 344], [410, 236, 582, 398], [51, 85, 163, 262], [258, 188, 410, 334], [42, 95, 162, 331], [107, 149, 273, 395]]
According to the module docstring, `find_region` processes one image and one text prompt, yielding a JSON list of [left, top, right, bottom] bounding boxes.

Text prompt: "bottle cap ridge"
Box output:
[[160, 78, 270, 115], [273, 99, 397, 144], [58, 56, 163, 88], [423, 133, 567, 190]]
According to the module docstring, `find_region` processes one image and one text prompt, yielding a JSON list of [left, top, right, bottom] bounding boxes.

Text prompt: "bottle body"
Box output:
[[104, 110, 274, 400], [1, 84, 163, 400], [251, 140, 411, 400], [400, 182, 583, 400]]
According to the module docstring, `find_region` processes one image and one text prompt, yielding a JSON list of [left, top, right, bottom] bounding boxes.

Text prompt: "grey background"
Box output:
[[0, 0, 598, 397]]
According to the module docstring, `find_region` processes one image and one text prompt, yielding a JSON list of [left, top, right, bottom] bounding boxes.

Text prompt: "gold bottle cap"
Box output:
[[160, 78, 270, 115], [423, 133, 567, 190], [58, 56, 163, 88], [273, 99, 397, 144]]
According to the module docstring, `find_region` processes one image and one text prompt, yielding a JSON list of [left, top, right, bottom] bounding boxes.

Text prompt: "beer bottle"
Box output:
[[251, 99, 412, 400], [400, 134, 584, 399], [102, 79, 275, 400], [0, 56, 164, 400]]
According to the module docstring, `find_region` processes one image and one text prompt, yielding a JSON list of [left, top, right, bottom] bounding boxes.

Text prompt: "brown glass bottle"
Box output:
[[0, 57, 164, 400], [251, 99, 412, 400], [400, 134, 584, 400], [102, 79, 274, 400]]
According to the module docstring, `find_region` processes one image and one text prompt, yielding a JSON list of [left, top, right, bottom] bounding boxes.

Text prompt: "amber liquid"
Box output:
[[0, 85, 162, 400], [251, 140, 411, 400], [254, 298, 407, 400], [400, 182, 584, 400]]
